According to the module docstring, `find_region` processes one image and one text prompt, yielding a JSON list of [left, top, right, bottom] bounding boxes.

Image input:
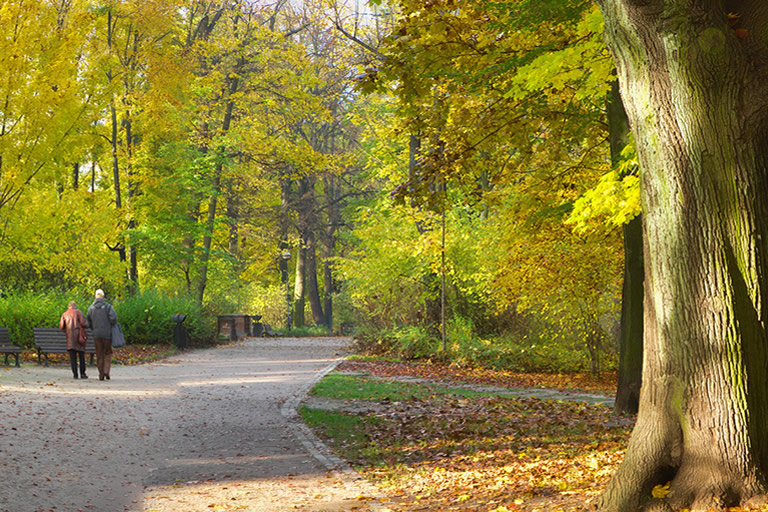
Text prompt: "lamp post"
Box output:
[[281, 250, 292, 329]]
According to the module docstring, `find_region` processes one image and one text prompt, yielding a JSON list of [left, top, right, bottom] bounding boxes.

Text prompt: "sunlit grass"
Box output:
[[308, 373, 499, 402], [304, 369, 632, 511]]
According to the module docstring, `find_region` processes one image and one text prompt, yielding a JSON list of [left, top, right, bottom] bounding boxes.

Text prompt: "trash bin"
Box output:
[[172, 313, 188, 350], [250, 314, 263, 337]]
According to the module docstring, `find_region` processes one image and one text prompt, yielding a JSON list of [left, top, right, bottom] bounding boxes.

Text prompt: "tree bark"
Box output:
[[293, 243, 306, 328], [614, 215, 644, 415], [323, 174, 340, 332], [608, 80, 644, 416], [297, 176, 325, 325], [596, 1, 768, 510], [305, 229, 325, 326], [280, 180, 293, 328]]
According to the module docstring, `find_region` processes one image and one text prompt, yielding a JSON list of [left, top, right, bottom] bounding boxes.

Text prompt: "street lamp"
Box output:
[[282, 250, 292, 329]]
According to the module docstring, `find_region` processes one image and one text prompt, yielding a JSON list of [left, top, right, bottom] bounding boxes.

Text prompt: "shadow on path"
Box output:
[[0, 337, 384, 512]]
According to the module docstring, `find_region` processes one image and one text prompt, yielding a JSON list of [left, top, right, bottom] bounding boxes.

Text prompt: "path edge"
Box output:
[[280, 357, 356, 474]]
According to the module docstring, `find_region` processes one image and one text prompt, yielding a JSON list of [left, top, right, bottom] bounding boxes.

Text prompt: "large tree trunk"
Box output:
[[596, 2, 768, 510], [296, 176, 325, 326], [608, 80, 644, 416], [614, 215, 644, 415], [305, 229, 326, 326], [323, 174, 340, 332]]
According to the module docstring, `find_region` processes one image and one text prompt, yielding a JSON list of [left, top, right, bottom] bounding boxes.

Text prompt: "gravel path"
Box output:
[[0, 337, 384, 512]]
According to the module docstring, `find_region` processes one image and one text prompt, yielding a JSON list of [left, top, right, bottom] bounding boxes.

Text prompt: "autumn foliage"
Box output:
[[306, 360, 631, 511]]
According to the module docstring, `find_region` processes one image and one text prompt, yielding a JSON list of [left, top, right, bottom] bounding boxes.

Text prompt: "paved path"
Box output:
[[0, 337, 383, 512], [366, 374, 616, 407]]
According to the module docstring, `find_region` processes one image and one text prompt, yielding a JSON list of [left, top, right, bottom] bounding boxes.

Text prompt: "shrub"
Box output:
[[353, 324, 440, 360], [245, 284, 289, 328], [282, 325, 332, 337], [352, 314, 617, 374], [113, 290, 216, 345], [0, 289, 218, 348], [0, 290, 92, 348]]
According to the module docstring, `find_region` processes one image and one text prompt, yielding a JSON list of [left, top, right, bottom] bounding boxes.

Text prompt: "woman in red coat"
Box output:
[[59, 301, 88, 379]]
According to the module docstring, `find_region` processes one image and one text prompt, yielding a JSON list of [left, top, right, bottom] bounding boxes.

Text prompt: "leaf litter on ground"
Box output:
[[305, 359, 633, 511]]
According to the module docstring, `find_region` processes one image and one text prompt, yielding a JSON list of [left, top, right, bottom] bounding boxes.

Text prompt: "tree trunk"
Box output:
[[293, 243, 306, 328], [608, 80, 643, 416], [614, 215, 644, 415], [196, 170, 220, 306], [109, 100, 127, 267], [279, 240, 291, 329], [323, 175, 340, 332], [596, 2, 768, 510], [124, 109, 138, 293], [305, 229, 325, 326], [295, 175, 324, 326], [226, 179, 240, 259], [280, 180, 293, 328], [196, 74, 238, 306], [106, 10, 126, 269]]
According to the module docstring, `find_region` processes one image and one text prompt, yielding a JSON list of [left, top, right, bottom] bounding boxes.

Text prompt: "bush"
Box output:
[[354, 324, 441, 360], [0, 289, 217, 348], [282, 325, 333, 337], [352, 315, 617, 374], [0, 290, 93, 348], [245, 284, 289, 328], [114, 290, 216, 345]]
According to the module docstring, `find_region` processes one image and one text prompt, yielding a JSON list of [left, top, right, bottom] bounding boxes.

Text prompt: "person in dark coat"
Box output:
[[60, 301, 88, 379], [86, 289, 117, 381]]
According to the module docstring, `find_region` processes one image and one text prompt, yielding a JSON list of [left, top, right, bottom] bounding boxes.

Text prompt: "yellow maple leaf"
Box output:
[[651, 482, 672, 498]]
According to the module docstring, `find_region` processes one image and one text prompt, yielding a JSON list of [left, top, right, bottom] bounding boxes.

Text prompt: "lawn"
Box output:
[[301, 359, 632, 512]]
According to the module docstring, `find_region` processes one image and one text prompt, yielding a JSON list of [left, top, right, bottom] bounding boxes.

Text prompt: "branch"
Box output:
[[334, 21, 385, 60], [284, 22, 311, 38], [105, 241, 124, 253]]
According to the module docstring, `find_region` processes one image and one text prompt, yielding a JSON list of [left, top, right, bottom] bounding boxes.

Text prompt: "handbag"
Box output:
[[78, 326, 88, 346], [111, 323, 126, 348]]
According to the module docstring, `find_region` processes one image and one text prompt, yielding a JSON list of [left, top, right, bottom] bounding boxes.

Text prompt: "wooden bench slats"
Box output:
[[33, 328, 96, 367], [0, 327, 23, 367]]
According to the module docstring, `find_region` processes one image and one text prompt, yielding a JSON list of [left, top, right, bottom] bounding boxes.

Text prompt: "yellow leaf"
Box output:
[[651, 482, 671, 498]]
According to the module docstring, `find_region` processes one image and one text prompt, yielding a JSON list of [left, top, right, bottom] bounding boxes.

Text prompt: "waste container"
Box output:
[[172, 313, 188, 350], [249, 314, 263, 337]]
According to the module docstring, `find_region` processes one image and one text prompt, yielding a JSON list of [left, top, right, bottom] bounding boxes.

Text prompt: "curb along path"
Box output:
[[0, 337, 386, 512]]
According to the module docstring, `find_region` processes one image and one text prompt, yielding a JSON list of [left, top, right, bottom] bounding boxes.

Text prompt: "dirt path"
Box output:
[[0, 337, 385, 512]]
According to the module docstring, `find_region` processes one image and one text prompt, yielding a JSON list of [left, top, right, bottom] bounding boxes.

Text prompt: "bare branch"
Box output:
[[334, 20, 385, 60]]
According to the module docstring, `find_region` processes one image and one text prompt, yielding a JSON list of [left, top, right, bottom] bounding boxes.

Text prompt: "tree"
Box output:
[[365, 1, 626, 357], [0, 0, 89, 215], [608, 82, 643, 416], [596, 2, 768, 510]]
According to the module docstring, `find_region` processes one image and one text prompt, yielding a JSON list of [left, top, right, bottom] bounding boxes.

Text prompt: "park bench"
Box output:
[[0, 327, 23, 367], [33, 328, 96, 367], [262, 323, 280, 337]]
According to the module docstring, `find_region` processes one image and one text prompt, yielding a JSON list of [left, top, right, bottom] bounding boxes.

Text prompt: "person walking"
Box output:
[[59, 301, 89, 379], [86, 289, 117, 381]]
